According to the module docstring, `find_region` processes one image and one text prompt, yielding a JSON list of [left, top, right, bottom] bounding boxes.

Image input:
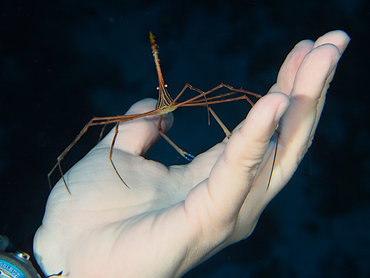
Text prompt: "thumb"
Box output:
[[96, 98, 174, 156]]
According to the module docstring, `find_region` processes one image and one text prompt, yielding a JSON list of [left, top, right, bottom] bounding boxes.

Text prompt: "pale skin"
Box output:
[[33, 30, 350, 278]]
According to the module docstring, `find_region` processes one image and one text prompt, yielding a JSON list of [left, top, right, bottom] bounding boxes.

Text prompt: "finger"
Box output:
[[280, 31, 350, 138], [269, 40, 314, 95], [185, 93, 290, 229], [96, 98, 174, 156], [276, 44, 342, 185], [310, 30, 350, 132], [313, 30, 351, 54]]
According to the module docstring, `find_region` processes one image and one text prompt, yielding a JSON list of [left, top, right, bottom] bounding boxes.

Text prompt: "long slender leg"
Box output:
[[208, 107, 231, 138], [48, 110, 162, 193], [109, 123, 130, 188], [98, 124, 107, 142], [48, 118, 95, 192], [267, 130, 279, 191], [187, 93, 257, 107], [177, 84, 261, 108], [171, 83, 211, 124], [48, 117, 125, 193], [157, 115, 194, 161], [173, 85, 260, 141]]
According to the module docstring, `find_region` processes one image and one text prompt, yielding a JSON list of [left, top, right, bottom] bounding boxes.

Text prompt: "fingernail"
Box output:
[[275, 101, 290, 123]]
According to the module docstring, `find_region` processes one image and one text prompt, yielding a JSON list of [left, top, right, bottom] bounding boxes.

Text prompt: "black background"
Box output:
[[1, 0, 369, 277]]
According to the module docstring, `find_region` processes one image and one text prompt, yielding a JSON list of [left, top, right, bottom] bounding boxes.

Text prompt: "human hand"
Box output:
[[33, 30, 350, 278]]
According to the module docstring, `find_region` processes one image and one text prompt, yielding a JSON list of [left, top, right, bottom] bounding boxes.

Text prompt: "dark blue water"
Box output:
[[1, 0, 369, 277]]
